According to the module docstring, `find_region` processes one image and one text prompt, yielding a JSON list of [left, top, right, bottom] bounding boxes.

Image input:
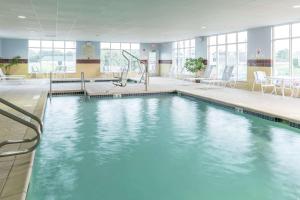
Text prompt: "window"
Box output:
[[100, 42, 140, 72], [28, 40, 76, 73], [272, 23, 300, 77], [207, 31, 248, 81], [171, 39, 195, 76]]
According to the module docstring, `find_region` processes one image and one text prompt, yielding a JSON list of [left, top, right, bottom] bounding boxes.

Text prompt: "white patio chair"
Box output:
[[0, 68, 25, 80], [252, 71, 276, 94], [274, 78, 293, 97], [202, 65, 235, 87], [292, 79, 300, 97]]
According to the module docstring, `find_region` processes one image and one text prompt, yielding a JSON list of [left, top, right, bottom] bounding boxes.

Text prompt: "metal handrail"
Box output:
[[0, 109, 41, 157], [122, 50, 146, 83], [80, 72, 87, 96], [0, 98, 43, 157], [122, 50, 149, 91], [0, 97, 43, 131]]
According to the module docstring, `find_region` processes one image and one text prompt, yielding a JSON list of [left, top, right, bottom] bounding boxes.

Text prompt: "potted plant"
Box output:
[[0, 56, 21, 75], [184, 57, 206, 77]]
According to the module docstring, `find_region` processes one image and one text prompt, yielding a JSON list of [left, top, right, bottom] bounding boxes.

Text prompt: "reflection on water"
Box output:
[[28, 95, 300, 200]]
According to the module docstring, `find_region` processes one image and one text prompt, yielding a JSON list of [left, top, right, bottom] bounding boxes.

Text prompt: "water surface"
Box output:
[[27, 95, 300, 200]]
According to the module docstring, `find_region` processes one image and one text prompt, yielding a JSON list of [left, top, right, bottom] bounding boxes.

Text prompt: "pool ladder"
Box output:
[[0, 97, 43, 157]]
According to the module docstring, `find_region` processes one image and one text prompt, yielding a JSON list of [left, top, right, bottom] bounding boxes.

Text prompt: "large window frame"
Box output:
[[172, 39, 196, 76], [100, 42, 140, 72], [207, 31, 248, 81], [272, 23, 300, 78], [28, 40, 76, 73]]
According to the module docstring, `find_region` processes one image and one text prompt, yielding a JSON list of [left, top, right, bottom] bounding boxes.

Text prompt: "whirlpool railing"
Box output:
[[122, 50, 149, 91], [0, 97, 43, 157]]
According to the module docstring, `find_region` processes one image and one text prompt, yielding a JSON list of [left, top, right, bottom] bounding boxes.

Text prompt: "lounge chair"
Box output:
[[291, 79, 300, 97], [0, 68, 25, 80], [185, 65, 216, 83], [252, 71, 276, 94], [202, 65, 235, 87]]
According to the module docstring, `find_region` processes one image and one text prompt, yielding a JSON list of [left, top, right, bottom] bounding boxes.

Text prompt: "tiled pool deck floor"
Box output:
[[1, 77, 300, 200]]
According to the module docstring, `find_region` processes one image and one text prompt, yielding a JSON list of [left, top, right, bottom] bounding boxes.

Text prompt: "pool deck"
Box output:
[[1, 77, 300, 199]]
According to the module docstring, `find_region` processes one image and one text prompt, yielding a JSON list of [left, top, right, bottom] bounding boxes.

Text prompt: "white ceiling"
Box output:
[[0, 0, 300, 43]]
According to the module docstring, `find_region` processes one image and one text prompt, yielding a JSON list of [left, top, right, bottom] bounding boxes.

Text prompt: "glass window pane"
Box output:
[[209, 36, 217, 45], [111, 43, 120, 49], [121, 43, 130, 50], [218, 35, 226, 44], [227, 33, 237, 43], [274, 39, 290, 76], [238, 32, 247, 43], [218, 45, 226, 78], [184, 48, 190, 58], [238, 43, 247, 65], [238, 43, 247, 81], [53, 49, 65, 71], [110, 49, 122, 71], [292, 23, 300, 37], [190, 48, 195, 58], [65, 49, 76, 72], [238, 65, 247, 81], [65, 41, 76, 48], [101, 43, 110, 49], [173, 42, 177, 49], [28, 40, 40, 48], [40, 48, 53, 72], [273, 25, 290, 39], [131, 43, 140, 50], [292, 38, 300, 77], [178, 41, 184, 48], [28, 48, 40, 73], [100, 49, 111, 72], [184, 40, 190, 48], [227, 44, 237, 66], [53, 41, 64, 48], [41, 41, 52, 48], [190, 39, 195, 47], [209, 46, 217, 65]]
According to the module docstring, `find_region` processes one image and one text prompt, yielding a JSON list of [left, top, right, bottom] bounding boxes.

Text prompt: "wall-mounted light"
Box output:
[[293, 5, 300, 8], [201, 26, 207, 29]]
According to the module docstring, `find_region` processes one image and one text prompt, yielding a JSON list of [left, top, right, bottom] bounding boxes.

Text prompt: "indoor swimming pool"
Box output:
[[27, 95, 300, 200]]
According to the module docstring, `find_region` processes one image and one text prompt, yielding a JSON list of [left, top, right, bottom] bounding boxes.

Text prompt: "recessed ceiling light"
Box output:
[[18, 15, 26, 19], [201, 26, 207, 29], [293, 5, 300, 8]]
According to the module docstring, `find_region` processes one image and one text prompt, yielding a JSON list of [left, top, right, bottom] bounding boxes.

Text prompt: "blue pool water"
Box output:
[[27, 95, 300, 200]]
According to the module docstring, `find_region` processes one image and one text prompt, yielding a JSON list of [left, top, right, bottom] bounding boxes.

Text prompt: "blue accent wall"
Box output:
[[248, 26, 272, 59], [159, 42, 172, 60], [0, 39, 2, 57], [1, 39, 28, 59], [195, 36, 207, 58]]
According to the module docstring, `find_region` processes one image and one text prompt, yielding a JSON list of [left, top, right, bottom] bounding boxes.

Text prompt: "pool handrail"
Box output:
[[0, 97, 43, 131], [122, 50, 149, 91], [122, 50, 147, 83], [0, 98, 43, 157]]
